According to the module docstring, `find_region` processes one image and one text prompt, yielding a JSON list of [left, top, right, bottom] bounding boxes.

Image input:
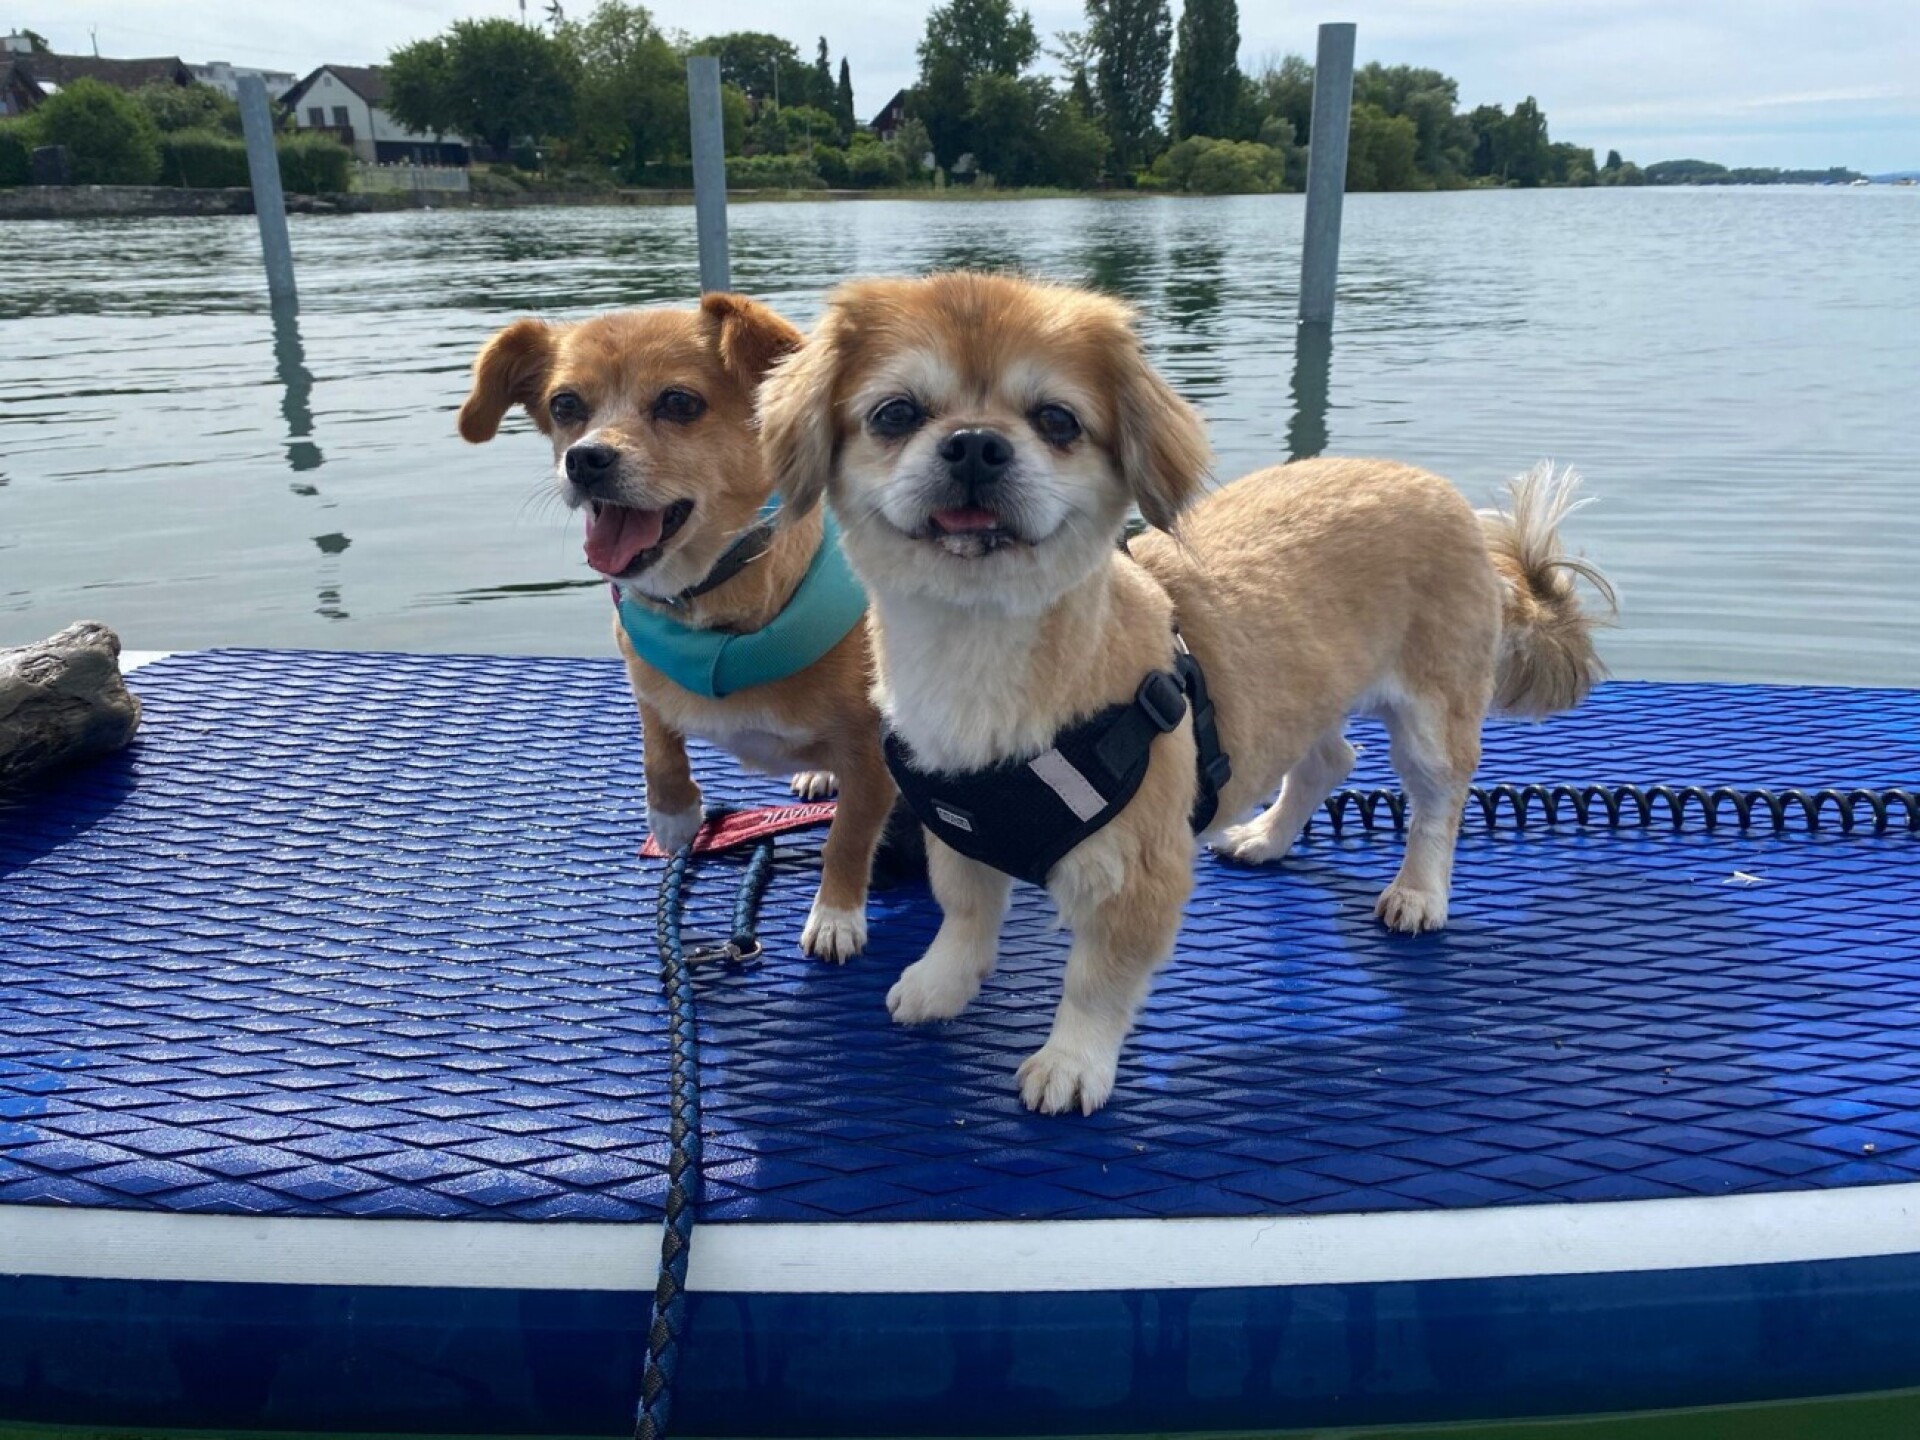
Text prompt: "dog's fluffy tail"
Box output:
[[1479, 462, 1617, 720]]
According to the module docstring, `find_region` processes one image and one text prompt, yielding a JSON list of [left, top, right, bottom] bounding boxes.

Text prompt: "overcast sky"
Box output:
[[32, 1, 1920, 171]]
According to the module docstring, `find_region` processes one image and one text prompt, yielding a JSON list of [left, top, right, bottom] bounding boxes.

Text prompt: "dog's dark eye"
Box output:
[[870, 396, 923, 439], [549, 391, 588, 425], [655, 388, 706, 424], [1031, 404, 1082, 447]]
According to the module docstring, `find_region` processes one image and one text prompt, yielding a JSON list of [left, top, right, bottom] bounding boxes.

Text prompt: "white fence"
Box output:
[[352, 163, 470, 195]]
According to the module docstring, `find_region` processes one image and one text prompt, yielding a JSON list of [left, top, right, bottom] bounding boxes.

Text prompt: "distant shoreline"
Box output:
[[1, 180, 1906, 223]]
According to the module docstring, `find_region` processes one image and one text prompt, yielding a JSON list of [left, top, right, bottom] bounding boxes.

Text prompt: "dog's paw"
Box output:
[[1016, 1042, 1117, 1116], [1212, 821, 1284, 866], [886, 951, 983, 1024], [1375, 884, 1449, 934], [789, 770, 838, 800], [800, 899, 867, 963], [647, 801, 705, 855]]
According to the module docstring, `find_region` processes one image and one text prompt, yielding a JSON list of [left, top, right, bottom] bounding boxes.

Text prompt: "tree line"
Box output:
[[379, 0, 1651, 195], [6, 0, 1864, 199]]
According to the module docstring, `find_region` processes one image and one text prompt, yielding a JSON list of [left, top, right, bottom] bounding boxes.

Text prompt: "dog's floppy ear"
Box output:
[[458, 318, 554, 443], [1112, 342, 1209, 533], [757, 307, 845, 523], [701, 291, 805, 390]]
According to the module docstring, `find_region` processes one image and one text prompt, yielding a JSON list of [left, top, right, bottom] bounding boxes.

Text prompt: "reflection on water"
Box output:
[[435, 578, 608, 607], [1288, 322, 1333, 462], [2, 191, 1917, 683], [272, 300, 323, 476], [1076, 215, 1160, 301]]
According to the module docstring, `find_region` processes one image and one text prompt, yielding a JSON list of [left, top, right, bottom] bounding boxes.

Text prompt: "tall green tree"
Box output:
[[385, 37, 456, 138], [695, 32, 807, 107], [809, 38, 835, 111], [912, 0, 1039, 167], [963, 73, 1106, 188], [1086, 0, 1172, 175], [1354, 63, 1465, 184], [1251, 54, 1313, 145], [1170, 0, 1241, 140], [835, 57, 856, 133], [558, 2, 684, 177], [386, 18, 574, 158], [1500, 96, 1551, 185], [1051, 29, 1097, 114], [1346, 103, 1417, 191]]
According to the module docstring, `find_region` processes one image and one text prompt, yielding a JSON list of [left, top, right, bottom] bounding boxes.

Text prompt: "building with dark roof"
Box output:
[[281, 64, 466, 166], [16, 50, 193, 92]]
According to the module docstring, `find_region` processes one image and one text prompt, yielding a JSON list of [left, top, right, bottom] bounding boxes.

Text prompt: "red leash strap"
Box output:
[[638, 802, 837, 859]]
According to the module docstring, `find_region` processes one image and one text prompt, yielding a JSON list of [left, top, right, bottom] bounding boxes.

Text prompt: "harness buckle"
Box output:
[[1136, 670, 1187, 734]]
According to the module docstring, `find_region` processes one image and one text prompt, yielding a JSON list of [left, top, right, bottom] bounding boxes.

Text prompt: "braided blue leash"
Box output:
[[634, 838, 775, 1440], [634, 845, 699, 1440]]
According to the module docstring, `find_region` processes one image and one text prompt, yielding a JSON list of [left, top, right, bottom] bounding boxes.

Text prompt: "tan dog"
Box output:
[[758, 271, 1612, 1113], [459, 294, 895, 960]]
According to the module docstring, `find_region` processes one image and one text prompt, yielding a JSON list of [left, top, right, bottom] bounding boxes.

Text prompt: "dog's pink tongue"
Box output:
[[584, 505, 664, 575], [932, 506, 1000, 534]]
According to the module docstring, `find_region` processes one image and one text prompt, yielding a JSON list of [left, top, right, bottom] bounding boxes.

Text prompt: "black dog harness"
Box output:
[[883, 632, 1232, 887]]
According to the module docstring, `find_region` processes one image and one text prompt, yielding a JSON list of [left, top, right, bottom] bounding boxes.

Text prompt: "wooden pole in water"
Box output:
[[686, 56, 731, 294], [237, 73, 296, 308], [1298, 22, 1356, 327]]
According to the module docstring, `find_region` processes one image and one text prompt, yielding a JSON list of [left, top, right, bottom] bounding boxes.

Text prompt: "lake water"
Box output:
[[2, 189, 1916, 684]]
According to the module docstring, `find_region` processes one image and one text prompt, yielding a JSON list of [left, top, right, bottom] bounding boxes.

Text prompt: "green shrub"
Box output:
[[135, 81, 241, 136], [724, 153, 824, 190], [846, 136, 907, 188], [468, 167, 524, 197], [158, 129, 250, 188], [275, 132, 351, 193], [550, 166, 614, 192], [627, 161, 694, 189], [811, 143, 849, 188], [33, 77, 162, 185], [1153, 135, 1286, 195], [0, 117, 36, 187]]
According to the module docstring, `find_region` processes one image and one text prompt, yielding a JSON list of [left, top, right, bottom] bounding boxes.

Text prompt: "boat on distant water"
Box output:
[[1850, 177, 1873, 186]]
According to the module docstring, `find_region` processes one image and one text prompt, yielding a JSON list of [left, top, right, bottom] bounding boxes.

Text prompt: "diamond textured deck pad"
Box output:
[[2, 650, 1917, 1224]]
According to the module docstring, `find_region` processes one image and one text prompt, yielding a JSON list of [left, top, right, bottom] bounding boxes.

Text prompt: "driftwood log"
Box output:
[[0, 622, 142, 792]]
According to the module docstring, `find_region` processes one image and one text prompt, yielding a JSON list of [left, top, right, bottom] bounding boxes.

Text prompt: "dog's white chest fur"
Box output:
[[685, 717, 812, 776], [872, 596, 1061, 771]]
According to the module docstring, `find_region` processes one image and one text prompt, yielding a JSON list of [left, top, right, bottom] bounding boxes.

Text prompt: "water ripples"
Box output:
[[2, 189, 1916, 682]]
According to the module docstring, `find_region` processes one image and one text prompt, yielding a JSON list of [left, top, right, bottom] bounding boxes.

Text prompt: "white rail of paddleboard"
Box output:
[[7, 1184, 1920, 1295]]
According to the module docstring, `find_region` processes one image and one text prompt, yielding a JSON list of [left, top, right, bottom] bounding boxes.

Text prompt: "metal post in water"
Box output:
[[1298, 22, 1356, 327], [237, 73, 296, 308], [686, 56, 731, 294]]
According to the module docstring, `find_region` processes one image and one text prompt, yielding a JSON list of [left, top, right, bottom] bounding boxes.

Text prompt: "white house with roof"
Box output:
[[281, 64, 466, 166]]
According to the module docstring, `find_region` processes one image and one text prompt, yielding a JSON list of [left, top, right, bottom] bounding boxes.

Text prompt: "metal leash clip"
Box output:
[[683, 937, 764, 971]]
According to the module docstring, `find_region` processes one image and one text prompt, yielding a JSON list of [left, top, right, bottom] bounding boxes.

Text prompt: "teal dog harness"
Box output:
[[616, 512, 866, 699]]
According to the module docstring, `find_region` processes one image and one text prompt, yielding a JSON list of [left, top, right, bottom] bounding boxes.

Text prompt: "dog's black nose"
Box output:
[[565, 442, 618, 489], [938, 428, 1014, 490]]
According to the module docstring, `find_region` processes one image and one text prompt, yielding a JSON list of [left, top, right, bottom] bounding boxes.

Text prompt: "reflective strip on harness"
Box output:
[[1029, 748, 1107, 822]]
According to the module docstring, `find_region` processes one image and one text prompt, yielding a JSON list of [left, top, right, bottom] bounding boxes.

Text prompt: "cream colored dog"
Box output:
[[758, 272, 1613, 1114]]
